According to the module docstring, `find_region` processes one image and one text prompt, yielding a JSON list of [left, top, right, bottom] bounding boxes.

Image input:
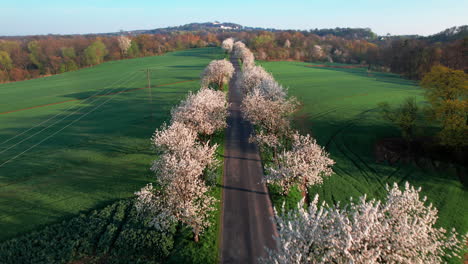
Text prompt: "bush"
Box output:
[[0, 199, 176, 264]]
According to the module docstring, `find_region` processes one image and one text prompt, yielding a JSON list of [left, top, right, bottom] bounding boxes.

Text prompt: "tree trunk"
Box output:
[[272, 148, 278, 166], [194, 232, 199, 243], [218, 79, 224, 91], [302, 181, 310, 205]]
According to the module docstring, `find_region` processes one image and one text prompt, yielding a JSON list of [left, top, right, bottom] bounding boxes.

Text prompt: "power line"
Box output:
[[0, 76, 141, 168], [0, 72, 139, 156], [141, 68, 156, 122], [0, 78, 199, 189], [0, 71, 137, 147]]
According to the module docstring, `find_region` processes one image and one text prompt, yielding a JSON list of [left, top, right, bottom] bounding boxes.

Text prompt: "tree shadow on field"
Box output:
[[0, 80, 198, 241], [302, 64, 420, 88], [167, 65, 207, 69], [61, 85, 141, 100], [170, 47, 223, 60], [292, 113, 467, 233], [0, 171, 128, 242]]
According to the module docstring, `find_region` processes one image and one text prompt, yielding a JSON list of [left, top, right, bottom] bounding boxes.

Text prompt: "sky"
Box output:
[[1, 0, 467, 36]]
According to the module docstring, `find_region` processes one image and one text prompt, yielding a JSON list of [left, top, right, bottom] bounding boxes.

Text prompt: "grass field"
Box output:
[[260, 61, 467, 238], [0, 47, 224, 241], [0, 130, 225, 263]]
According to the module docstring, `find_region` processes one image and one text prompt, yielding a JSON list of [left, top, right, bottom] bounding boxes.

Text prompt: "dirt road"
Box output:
[[220, 57, 277, 263]]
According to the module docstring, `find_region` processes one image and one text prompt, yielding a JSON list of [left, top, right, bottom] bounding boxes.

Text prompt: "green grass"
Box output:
[[259, 61, 467, 238], [0, 47, 224, 241], [0, 130, 225, 264]]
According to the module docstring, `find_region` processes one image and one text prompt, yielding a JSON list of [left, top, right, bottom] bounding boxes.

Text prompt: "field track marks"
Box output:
[[323, 108, 386, 188], [0, 78, 198, 115], [306, 64, 367, 69], [333, 140, 372, 185], [338, 126, 388, 189], [0, 195, 78, 221], [324, 108, 376, 149]]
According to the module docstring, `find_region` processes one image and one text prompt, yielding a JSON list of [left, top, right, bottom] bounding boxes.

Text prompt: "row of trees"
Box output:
[[1, 28, 465, 83], [0, 32, 220, 82], [231, 30, 466, 79], [134, 58, 234, 242], [230, 39, 335, 200], [1, 29, 465, 83], [227, 39, 466, 263]]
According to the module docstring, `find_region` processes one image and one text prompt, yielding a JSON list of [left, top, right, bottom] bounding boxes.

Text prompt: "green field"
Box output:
[[260, 61, 467, 235], [1, 49, 465, 262], [0, 47, 224, 241]]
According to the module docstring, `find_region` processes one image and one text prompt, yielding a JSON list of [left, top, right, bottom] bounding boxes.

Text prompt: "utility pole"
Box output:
[[142, 68, 154, 122]]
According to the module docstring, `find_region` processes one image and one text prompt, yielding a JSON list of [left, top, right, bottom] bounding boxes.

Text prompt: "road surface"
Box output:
[[220, 57, 277, 263]]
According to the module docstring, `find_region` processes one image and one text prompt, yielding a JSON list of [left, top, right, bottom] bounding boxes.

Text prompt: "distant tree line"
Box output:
[[233, 30, 466, 79], [0, 27, 466, 83], [0, 32, 220, 82]]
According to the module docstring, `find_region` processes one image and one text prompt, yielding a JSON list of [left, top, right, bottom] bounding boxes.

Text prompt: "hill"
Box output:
[[425, 25, 468, 42], [112, 23, 380, 40], [118, 22, 244, 35]]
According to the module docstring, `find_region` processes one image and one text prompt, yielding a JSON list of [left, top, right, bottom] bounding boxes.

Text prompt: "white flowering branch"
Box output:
[[260, 182, 467, 264], [201, 59, 235, 90]]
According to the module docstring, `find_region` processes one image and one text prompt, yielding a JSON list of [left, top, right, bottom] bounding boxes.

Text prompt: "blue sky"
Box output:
[[1, 0, 467, 36]]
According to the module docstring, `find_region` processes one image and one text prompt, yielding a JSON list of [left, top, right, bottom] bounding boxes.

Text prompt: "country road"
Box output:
[[220, 57, 277, 263]]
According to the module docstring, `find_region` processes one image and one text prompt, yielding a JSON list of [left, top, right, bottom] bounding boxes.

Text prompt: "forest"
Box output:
[[0, 26, 466, 83]]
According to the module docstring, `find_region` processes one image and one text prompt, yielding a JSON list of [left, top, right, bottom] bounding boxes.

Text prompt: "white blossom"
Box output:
[[311, 44, 325, 60], [237, 47, 255, 69], [257, 78, 287, 101], [242, 88, 297, 136], [248, 130, 281, 151], [135, 174, 216, 241], [137, 86, 225, 241], [151, 140, 218, 182], [264, 132, 334, 195], [172, 88, 229, 135], [260, 182, 467, 264], [233, 41, 246, 58], [138, 120, 219, 241], [221, 38, 234, 53], [201, 59, 235, 90], [117, 35, 132, 56], [134, 183, 176, 231], [232, 40, 256, 68], [237, 65, 274, 95], [242, 51, 255, 69], [151, 121, 198, 155]]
